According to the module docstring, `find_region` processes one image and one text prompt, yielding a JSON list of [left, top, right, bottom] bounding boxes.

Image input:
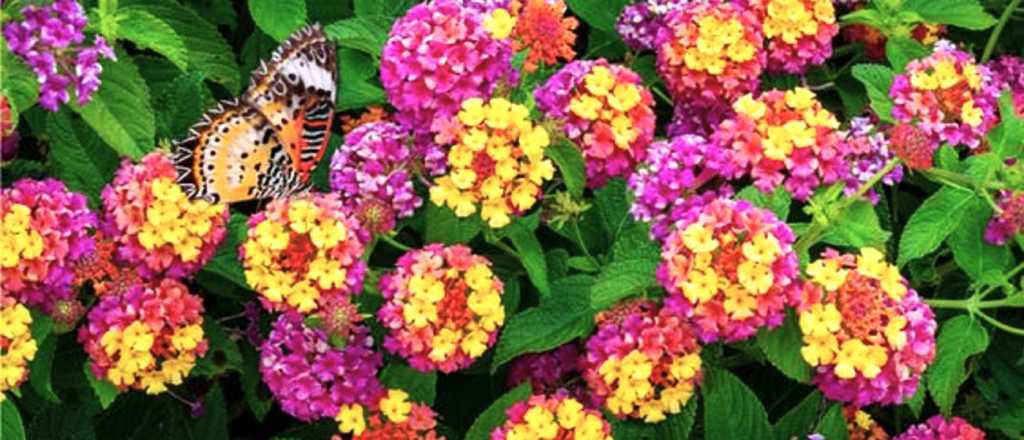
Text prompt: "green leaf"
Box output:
[[491, 275, 595, 370], [83, 361, 120, 409], [852, 64, 896, 123], [465, 383, 532, 440], [338, 78, 387, 111], [241, 345, 273, 422], [189, 384, 228, 440], [590, 257, 659, 310], [325, 17, 392, 57], [424, 203, 482, 245], [773, 391, 825, 440], [194, 319, 243, 376], [153, 72, 206, 140], [28, 333, 59, 403], [989, 91, 1024, 159], [567, 256, 600, 272], [200, 214, 250, 291], [248, 0, 307, 42], [905, 385, 926, 418], [885, 37, 928, 71], [72, 56, 154, 160], [840, 8, 885, 26], [815, 404, 849, 440], [927, 315, 990, 415], [655, 400, 698, 439], [702, 368, 773, 440], [1, 399, 26, 440], [353, 0, 416, 17], [504, 221, 551, 296], [594, 178, 631, 242], [986, 400, 1024, 438], [0, 43, 39, 121], [546, 140, 587, 197], [565, 0, 630, 31], [901, 0, 997, 30], [757, 311, 812, 383], [897, 187, 975, 266], [45, 110, 114, 205], [737, 186, 792, 220], [947, 199, 1012, 280], [115, 8, 189, 71], [339, 48, 376, 82], [381, 363, 437, 405], [821, 200, 891, 249], [122, 1, 241, 92]]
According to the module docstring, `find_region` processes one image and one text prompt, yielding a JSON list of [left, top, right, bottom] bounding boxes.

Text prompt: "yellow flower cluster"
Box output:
[[415, 263, 503, 362], [909, 57, 985, 126], [505, 398, 610, 440], [568, 65, 645, 148], [597, 349, 701, 423], [806, 247, 907, 300], [243, 199, 356, 313], [335, 389, 413, 436], [1, 204, 44, 268], [430, 98, 555, 228], [682, 13, 757, 74], [0, 302, 38, 401], [762, 0, 835, 45], [138, 178, 225, 262], [733, 87, 840, 161], [99, 321, 204, 394]]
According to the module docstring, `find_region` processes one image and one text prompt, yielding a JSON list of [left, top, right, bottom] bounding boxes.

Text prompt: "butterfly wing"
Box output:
[[171, 99, 306, 204], [243, 24, 337, 179]]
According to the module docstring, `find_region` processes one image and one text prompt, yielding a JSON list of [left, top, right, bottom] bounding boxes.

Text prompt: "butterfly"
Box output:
[[172, 24, 337, 204]]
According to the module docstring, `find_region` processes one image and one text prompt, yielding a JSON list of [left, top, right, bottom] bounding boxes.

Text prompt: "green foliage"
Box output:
[[898, 187, 976, 266], [927, 315, 990, 416], [851, 64, 896, 123], [248, 0, 306, 42], [465, 383, 532, 440], [72, 57, 154, 160], [380, 363, 437, 405], [703, 369, 773, 440], [757, 311, 812, 383]]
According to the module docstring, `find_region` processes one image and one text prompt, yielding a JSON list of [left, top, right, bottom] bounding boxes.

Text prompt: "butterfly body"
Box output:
[[173, 24, 337, 204]]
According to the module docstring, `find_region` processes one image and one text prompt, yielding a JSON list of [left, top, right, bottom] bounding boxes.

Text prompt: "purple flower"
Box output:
[[985, 189, 1024, 245], [841, 117, 904, 204], [988, 55, 1024, 115], [616, 0, 689, 51]]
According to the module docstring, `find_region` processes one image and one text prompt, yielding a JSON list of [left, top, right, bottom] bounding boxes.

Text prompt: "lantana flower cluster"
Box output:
[[329, 122, 422, 234], [491, 391, 613, 440], [714, 87, 847, 200], [988, 55, 1024, 115], [335, 389, 444, 439], [101, 152, 227, 279], [380, 0, 516, 138], [842, 117, 904, 204], [893, 415, 985, 440], [506, 344, 583, 394], [751, 0, 838, 74], [241, 194, 368, 315], [627, 134, 731, 240], [378, 244, 505, 373], [581, 300, 702, 423], [73, 233, 143, 298], [2, 0, 116, 111], [984, 189, 1024, 245], [655, 0, 764, 107], [536, 60, 656, 188], [78, 279, 207, 395], [658, 198, 801, 342], [429, 97, 555, 228], [2, 178, 96, 316], [0, 299, 38, 401], [890, 41, 1000, 150], [261, 311, 384, 422], [616, 0, 687, 51], [798, 248, 936, 406], [500, 0, 578, 73], [844, 407, 890, 440]]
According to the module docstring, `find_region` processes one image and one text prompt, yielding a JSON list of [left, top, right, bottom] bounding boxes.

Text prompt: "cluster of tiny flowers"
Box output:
[[656, 0, 764, 107], [658, 198, 801, 342], [500, 0, 578, 73], [429, 98, 555, 228], [581, 300, 702, 423], [381, 0, 516, 138], [984, 190, 1024, 245], [101, 152, 227, 279], [329, 122, 422, 234], [505, 344, 583, 394], [536, 60, 656, 188], [261, 311, 384, 422], [491, 391, 613, 440], [241, 194, 368, 315], [714, 87, 847, 200], [666, 100, 734, 138], [890, 41, 1000, 150], [893, 416, 985, 440], [798, 248, 936, 406], [988, 55, 1024, 115], [0, 299, 38, 401], [78, 279, 207, 395], [2, 178, 96, 316], [0, 96, 16, 161], [335, 389, 444, 439], [2, 0, 115, 111], [842, 117, 904, 204], [72, 233, 143, 298], [616, 0, 688, 51], [750, 0, 837, 74], [844, 407, 890, 440], [627, 134, 731, 240], [378, 244, 505, 373]]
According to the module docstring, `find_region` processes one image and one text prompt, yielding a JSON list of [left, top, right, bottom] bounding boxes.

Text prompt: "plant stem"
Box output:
[[925, 296, 1024, 309], [977, 310, 1024, 336], [920, 168, 975, 190], [572, 221, 595, 262], [377, 234, 412, 252], [982, 0, 1022, 63]]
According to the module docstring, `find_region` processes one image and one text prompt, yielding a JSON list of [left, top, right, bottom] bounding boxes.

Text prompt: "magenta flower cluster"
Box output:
[[260, 311, 384, 422], [2, 0, 116, 111], [893, 415, 986, 440], [615, 0, 688, 51], [985, 189, 1023, 245], [842, 117, 904, 204], [505, 344, 583, 393], [988, 55, 1024, 115]]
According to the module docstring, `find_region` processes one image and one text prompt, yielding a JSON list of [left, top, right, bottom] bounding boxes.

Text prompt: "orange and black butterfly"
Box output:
[[172, 24, 337, 204]]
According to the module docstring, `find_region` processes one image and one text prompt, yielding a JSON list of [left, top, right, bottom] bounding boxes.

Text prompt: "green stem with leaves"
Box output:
[[982, 0, 1022, 63], [377, 234, 412, 252]]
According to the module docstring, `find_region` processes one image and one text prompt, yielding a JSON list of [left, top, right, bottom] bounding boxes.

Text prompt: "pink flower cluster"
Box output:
[[505, 344, 583, 394], [988, 55, 1024, 115], [490, 390, 613, 440], [627, 134, 732, 240], [893, 416, 985, 440], [2, 178, 95, 316], [329, 122, 422, 234], [750, 0, 838, 74], [100, 152, 228, 280], [616, 0, 688, 51], [535, 59, 656, 188], [985, 189, 1023, 245], [713, 88, 848, 200], [260, 311, 384, 422], [890, 41, 1000, 150], [658, 198, 801, 342], [842, 117, 904, 204]]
